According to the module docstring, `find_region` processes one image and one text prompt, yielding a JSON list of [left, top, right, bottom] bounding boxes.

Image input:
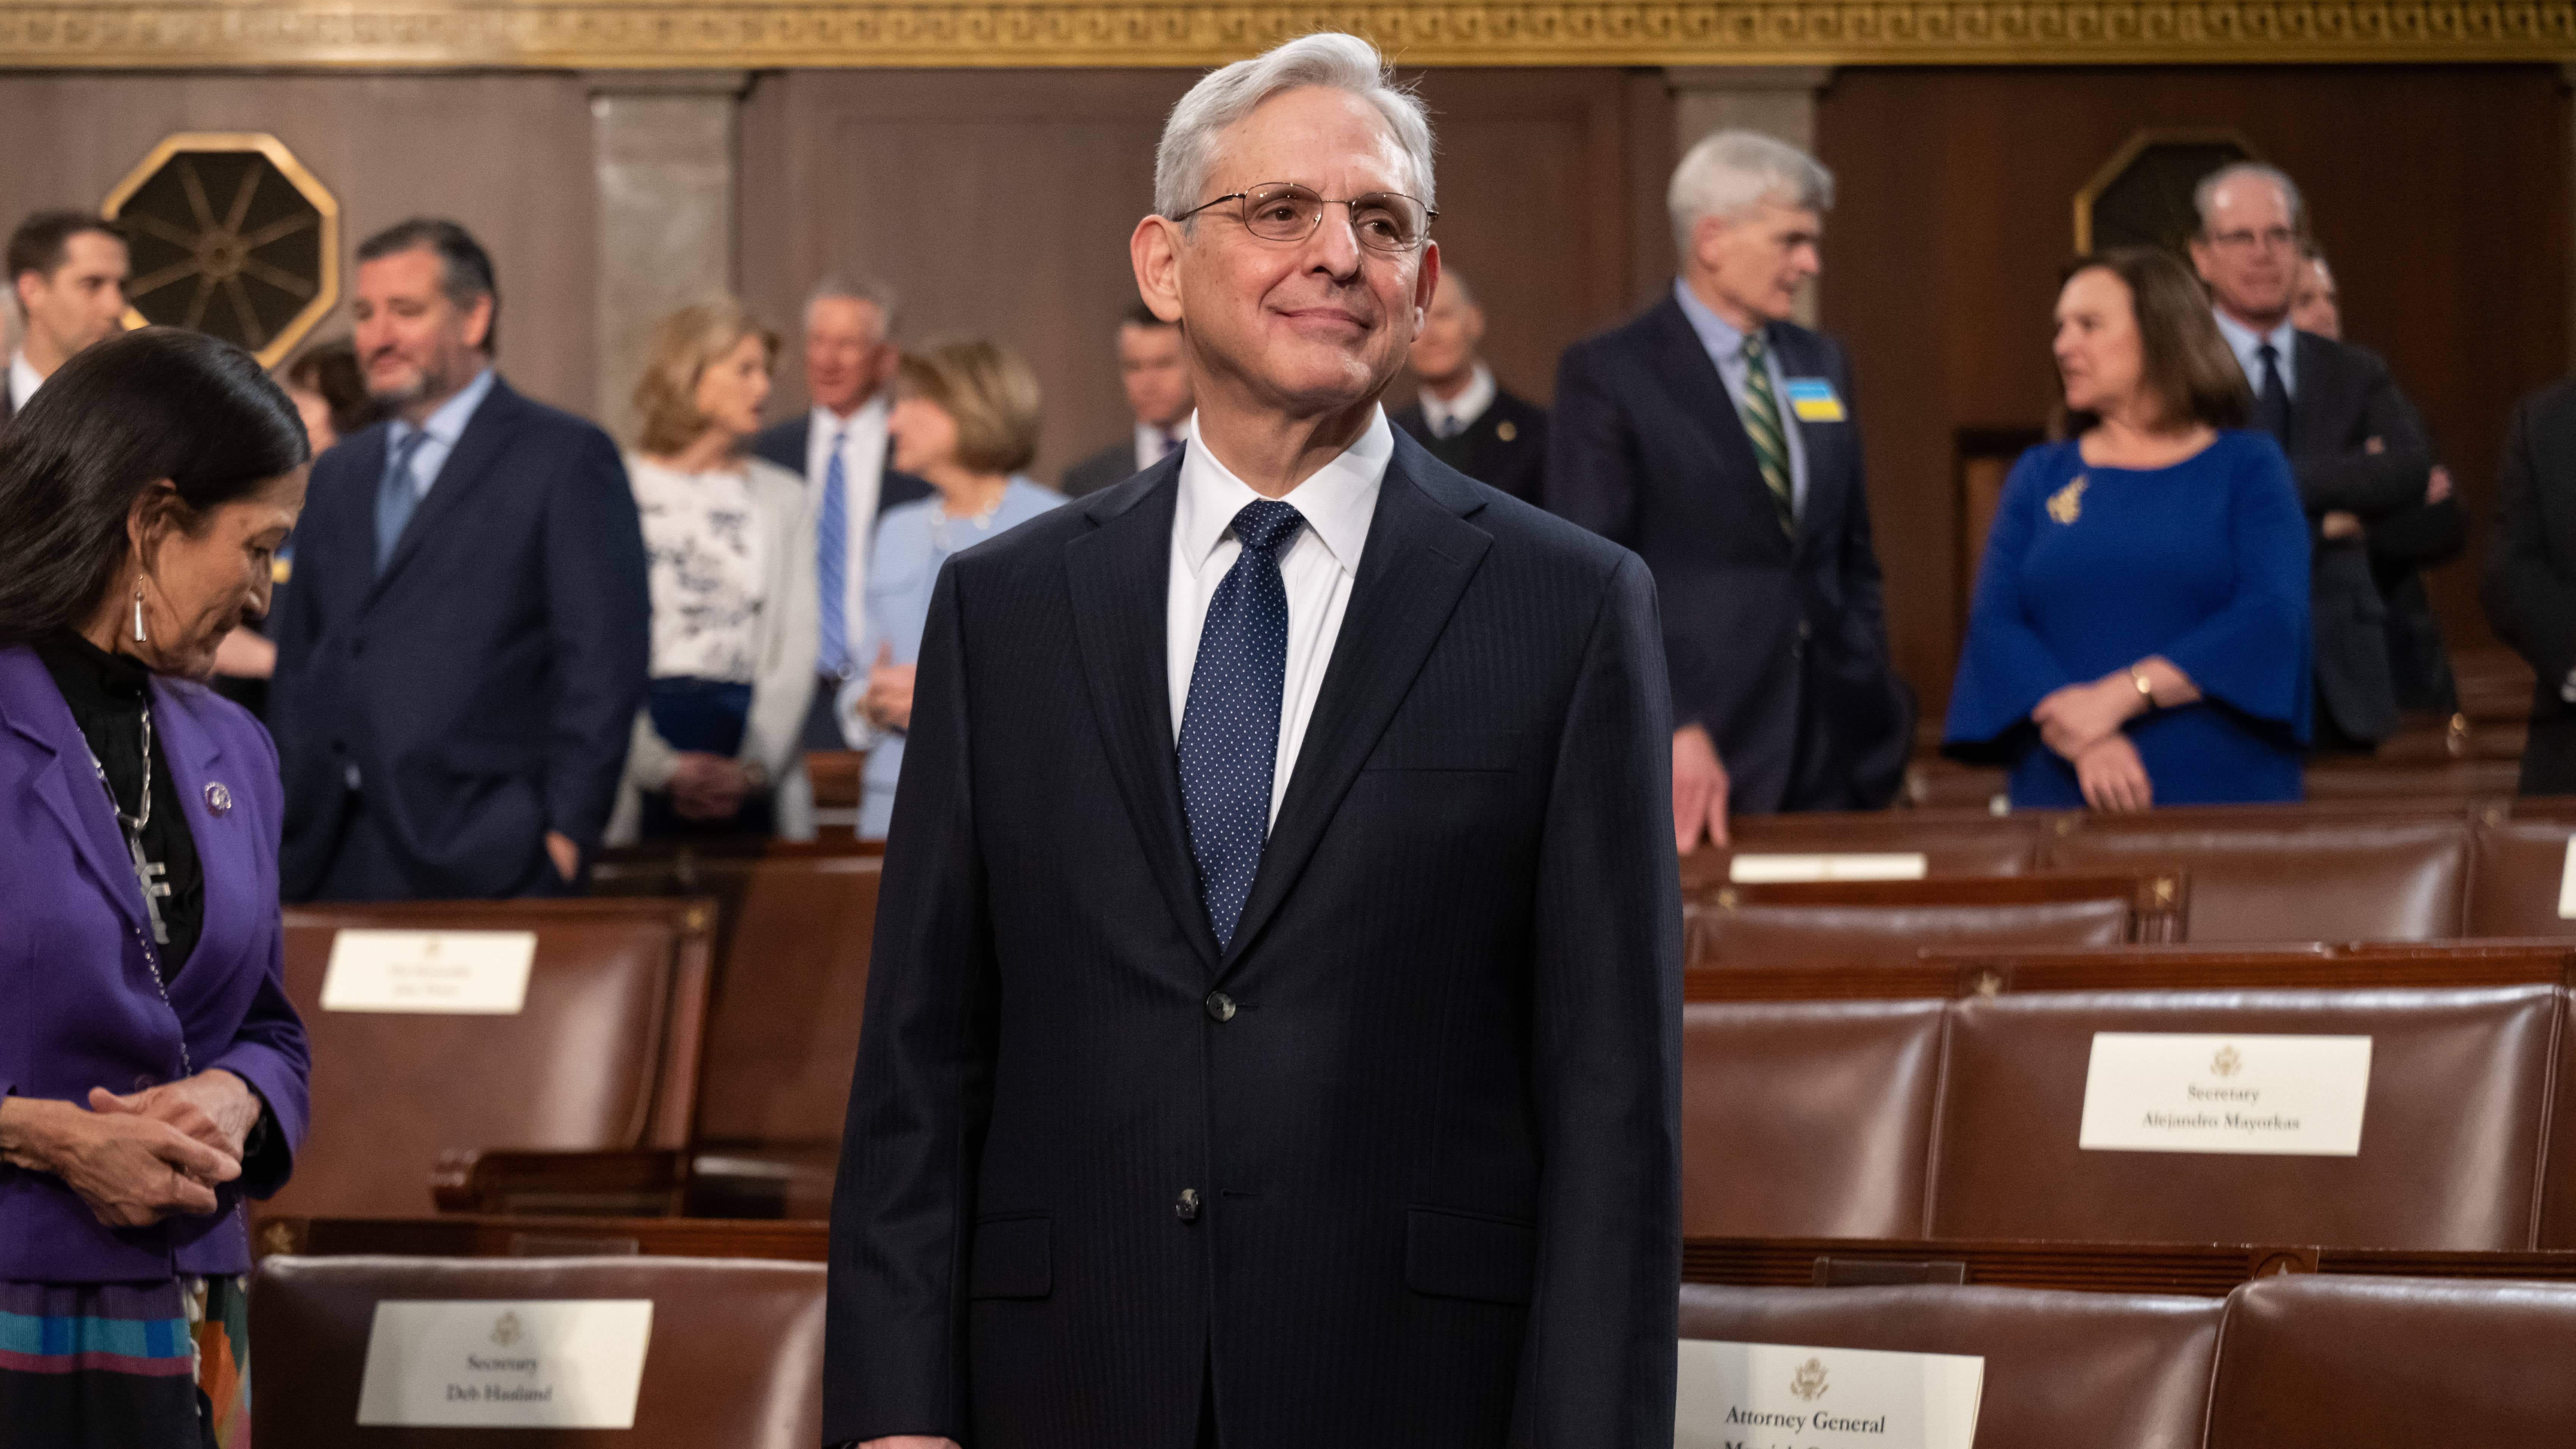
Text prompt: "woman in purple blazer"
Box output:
[[0, 328, 313, 1444]]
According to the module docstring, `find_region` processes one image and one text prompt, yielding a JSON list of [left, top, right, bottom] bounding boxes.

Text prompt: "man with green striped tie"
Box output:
[[1548, 129, 1913, 851]]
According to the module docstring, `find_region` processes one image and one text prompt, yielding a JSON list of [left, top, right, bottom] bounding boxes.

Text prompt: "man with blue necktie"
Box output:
[[824, 31, 1680, 1449], [269, 219, 649, 900], [2190, 162, 2436, 753], [750, 278, 934, 747]]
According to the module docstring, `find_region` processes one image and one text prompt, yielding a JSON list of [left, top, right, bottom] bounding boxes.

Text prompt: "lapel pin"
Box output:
[[204, 782, 233, 816]]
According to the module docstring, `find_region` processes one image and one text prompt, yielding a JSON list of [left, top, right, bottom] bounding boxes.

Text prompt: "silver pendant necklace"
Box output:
[[83, 702, 173, 948]]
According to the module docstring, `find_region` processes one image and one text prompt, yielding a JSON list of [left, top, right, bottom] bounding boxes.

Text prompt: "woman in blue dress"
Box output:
[[844, 338, 1064, 838], [1946, 247, 2311, 810]]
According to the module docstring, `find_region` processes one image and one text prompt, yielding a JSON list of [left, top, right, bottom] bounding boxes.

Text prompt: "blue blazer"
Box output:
[[269, 376, 650, 899], [824, 435, 1683, 1449], [1547, 297, 1912, 812], [0, 646, 309, 1281]]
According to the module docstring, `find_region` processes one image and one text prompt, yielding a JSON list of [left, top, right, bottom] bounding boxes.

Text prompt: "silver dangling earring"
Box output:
[[131, 583, 147, 643]]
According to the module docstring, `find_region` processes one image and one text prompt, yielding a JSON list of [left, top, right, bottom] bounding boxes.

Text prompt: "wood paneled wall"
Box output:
[[0, 73, 600, 414], [736, 66, 1672, 483], [1816, 65, 2573, 716]]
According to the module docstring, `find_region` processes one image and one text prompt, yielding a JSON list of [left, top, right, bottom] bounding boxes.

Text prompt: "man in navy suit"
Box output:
[[269, 219, 648, 900], [826, 32, 1680, 1449], [750, 278, 935, 748], [1550, 130, 1910, 850]]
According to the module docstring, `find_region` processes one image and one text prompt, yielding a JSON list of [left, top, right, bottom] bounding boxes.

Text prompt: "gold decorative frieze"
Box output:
[[0, 0, 2558, 68]]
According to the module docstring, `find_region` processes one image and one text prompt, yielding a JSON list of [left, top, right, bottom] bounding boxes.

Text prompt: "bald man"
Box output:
[[1390, 269, 1547, 503]]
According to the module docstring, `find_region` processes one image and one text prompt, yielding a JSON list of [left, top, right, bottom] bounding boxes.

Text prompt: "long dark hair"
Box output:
[[0, 327, 311, 645], [2054, 246, 2252, 437]]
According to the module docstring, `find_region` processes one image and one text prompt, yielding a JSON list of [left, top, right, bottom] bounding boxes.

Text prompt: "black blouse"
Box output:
[[35, 629, 202, 981]]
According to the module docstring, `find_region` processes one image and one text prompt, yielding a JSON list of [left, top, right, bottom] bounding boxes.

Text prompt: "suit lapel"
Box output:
[[149, 681, 230, 1002], [1220, 437, 1493, 971], [1064, 455, 1224, 970], [1648, 301, 1796, 557], [0, 648, 147, 935], [368, 378, 522, 603], [2291, 333, 2341, 455]]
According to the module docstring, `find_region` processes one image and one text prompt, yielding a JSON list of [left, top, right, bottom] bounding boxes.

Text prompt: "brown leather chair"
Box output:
[[1679, 1283, 2222, 1449], [1688, 874, 2181, 968], [596, 850, 885, 1218], [2205, 1274, 2576, 1447], [1682, 999, 1944, 1238], [2467, 818, 2576, 937], [264, 900, 716, 1219], [1930, 986, 2560, 1249], [1683, 813, 2048, 895], [2045, 814, 2471, 941], [251, 1253, 824, 1447]]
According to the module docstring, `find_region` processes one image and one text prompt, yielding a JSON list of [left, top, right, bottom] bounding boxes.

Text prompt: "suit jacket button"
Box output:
[[1204, 991, 1236, 1023], [1175, 1189, 1201, 1223]]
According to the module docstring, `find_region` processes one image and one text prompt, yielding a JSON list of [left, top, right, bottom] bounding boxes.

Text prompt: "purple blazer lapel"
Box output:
[[0, 645, 147, 936], [150, 678, 245, 1003]]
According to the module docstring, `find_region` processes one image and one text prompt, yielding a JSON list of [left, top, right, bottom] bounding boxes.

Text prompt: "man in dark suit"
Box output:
[[2191, 164, 2438, 751], [749, 278, 935, 748], [2485, 377, 2576, 793], [826, 32, 1679, 1449], [1390, 267, 1546, 503], [5, 210, 129, 422], [269, 219, 648, 900], [1060, 302, 1197, 498], [1550, 130, 1910, 851]]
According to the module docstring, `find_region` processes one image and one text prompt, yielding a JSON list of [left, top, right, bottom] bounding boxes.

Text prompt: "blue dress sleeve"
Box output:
[[2156, 434, 2312, 738], [1944, 446, 2082, 755]]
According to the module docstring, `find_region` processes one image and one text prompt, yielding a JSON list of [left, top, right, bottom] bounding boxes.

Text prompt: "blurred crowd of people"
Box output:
[[0, 124, 2561, 900]]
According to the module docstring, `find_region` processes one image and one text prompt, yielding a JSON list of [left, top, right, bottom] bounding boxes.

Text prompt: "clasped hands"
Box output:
[[2032, 659, 2192, 813], [0, 1068, 261, 1228]]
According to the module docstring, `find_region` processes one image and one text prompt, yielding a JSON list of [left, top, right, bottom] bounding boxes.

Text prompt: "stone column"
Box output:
[[1665, 66, 1836, 326], [586, 69, 748, 444]]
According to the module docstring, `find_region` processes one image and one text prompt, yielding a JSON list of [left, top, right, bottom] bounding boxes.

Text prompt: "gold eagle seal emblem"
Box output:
[[1790, 1356, 1830, 1402]]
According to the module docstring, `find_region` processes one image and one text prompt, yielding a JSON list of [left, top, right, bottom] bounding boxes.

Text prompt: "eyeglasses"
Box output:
[[2206, 225, 2299, 254], [1171, 182, 1436, 253]]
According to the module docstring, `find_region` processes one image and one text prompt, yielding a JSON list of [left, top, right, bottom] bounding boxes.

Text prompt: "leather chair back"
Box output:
[[1679, 1283, 2222, 1449], [2205, 1274, 2576, 1447], [2467, 818, 2576, 937], [2046, 815, 2470, 941], [1683, 1000, 1945, 1238], [251, 1253, 824, 1447], [1689, 875, 2173, 968], [265, 900, 715, 1219], [1930, 986, 2559, 1249]]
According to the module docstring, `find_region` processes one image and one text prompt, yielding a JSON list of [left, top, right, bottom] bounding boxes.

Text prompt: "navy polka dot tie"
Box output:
[[1178, 499, 1307, 951]]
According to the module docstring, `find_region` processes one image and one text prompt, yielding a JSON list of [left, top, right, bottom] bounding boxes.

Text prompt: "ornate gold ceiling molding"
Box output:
[[0, 0, 2560, 68]]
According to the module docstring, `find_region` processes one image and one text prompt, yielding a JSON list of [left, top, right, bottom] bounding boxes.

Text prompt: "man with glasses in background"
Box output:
[[2191, 162, 2438, 751], [824, 30, 1680, 1449]]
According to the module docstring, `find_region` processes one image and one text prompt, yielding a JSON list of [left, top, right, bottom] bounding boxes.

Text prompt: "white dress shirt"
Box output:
[[8, 351, 41, 414], [806, 395, 892, 671], [2213, 309, 2300, 399], [1416, 362, 1496, 439], [1134, 419, 1187, 474], [1167, 407, 1390, 828]]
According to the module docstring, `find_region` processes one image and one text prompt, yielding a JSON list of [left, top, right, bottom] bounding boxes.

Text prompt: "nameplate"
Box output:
[[1678, 1339, 1983, 1449], [1729, 853, 1929, 884], [2558, 836, 2576, 919], [321, 930, 536, 1015], [355, 1299, 653, 1428], [2079, 1032, 2372, 1156]]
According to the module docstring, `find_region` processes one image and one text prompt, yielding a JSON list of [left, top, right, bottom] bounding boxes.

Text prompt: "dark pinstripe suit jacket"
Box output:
[[826, 430, 1683, 1449]]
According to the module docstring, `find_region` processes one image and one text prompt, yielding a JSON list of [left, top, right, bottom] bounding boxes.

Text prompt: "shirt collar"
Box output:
[[1675, 277, 1760, 360], [9, 350, 42, 411], [2212, 308, 2297, 365], [392, 365, 497, 448], [1419, 362, 1496, 432], [815, 393, 888, 446], [1176, 406, 1391, 579]]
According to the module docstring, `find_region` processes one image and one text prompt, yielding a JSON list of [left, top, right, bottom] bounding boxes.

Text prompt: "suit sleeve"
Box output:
[[2158, 440, 2312, 733], [1543, 345, 1642, 548], [742, 478, 821, 781], [2294, 353, 2434, 518], [539, 431, 652, 856], [824, 559, 998, 1445], [2484, 395, 2576, 687], [1514, 551, 1681, 1449], [1942, 452, 2081, 751], [2367, 495, 2466, 569], [1828, 355, 1898, 684], [205, 724, 309, 1201]]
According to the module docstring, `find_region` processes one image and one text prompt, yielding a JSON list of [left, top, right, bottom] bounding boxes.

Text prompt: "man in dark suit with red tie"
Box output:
[[1549, 130, 1911, 852], [825, 31, 1680, 1449]]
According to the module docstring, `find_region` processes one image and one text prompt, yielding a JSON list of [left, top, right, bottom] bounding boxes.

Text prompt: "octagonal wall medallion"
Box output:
[[103, 133, 339, 366], [2074, 130, 2262, 262]]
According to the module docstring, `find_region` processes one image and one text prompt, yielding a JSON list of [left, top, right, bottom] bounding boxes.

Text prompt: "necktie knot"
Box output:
[[2257, 342, 2279, 365], [1741, 332, 1766, 362], [1230, 500, 1305, 559]]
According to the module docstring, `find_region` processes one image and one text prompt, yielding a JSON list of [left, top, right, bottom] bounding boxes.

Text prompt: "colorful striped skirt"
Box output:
[[0, 1276, 250, 1447]]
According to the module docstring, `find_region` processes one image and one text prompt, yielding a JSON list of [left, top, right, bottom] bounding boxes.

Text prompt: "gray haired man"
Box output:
[[826, 29, 1681, 1449]]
